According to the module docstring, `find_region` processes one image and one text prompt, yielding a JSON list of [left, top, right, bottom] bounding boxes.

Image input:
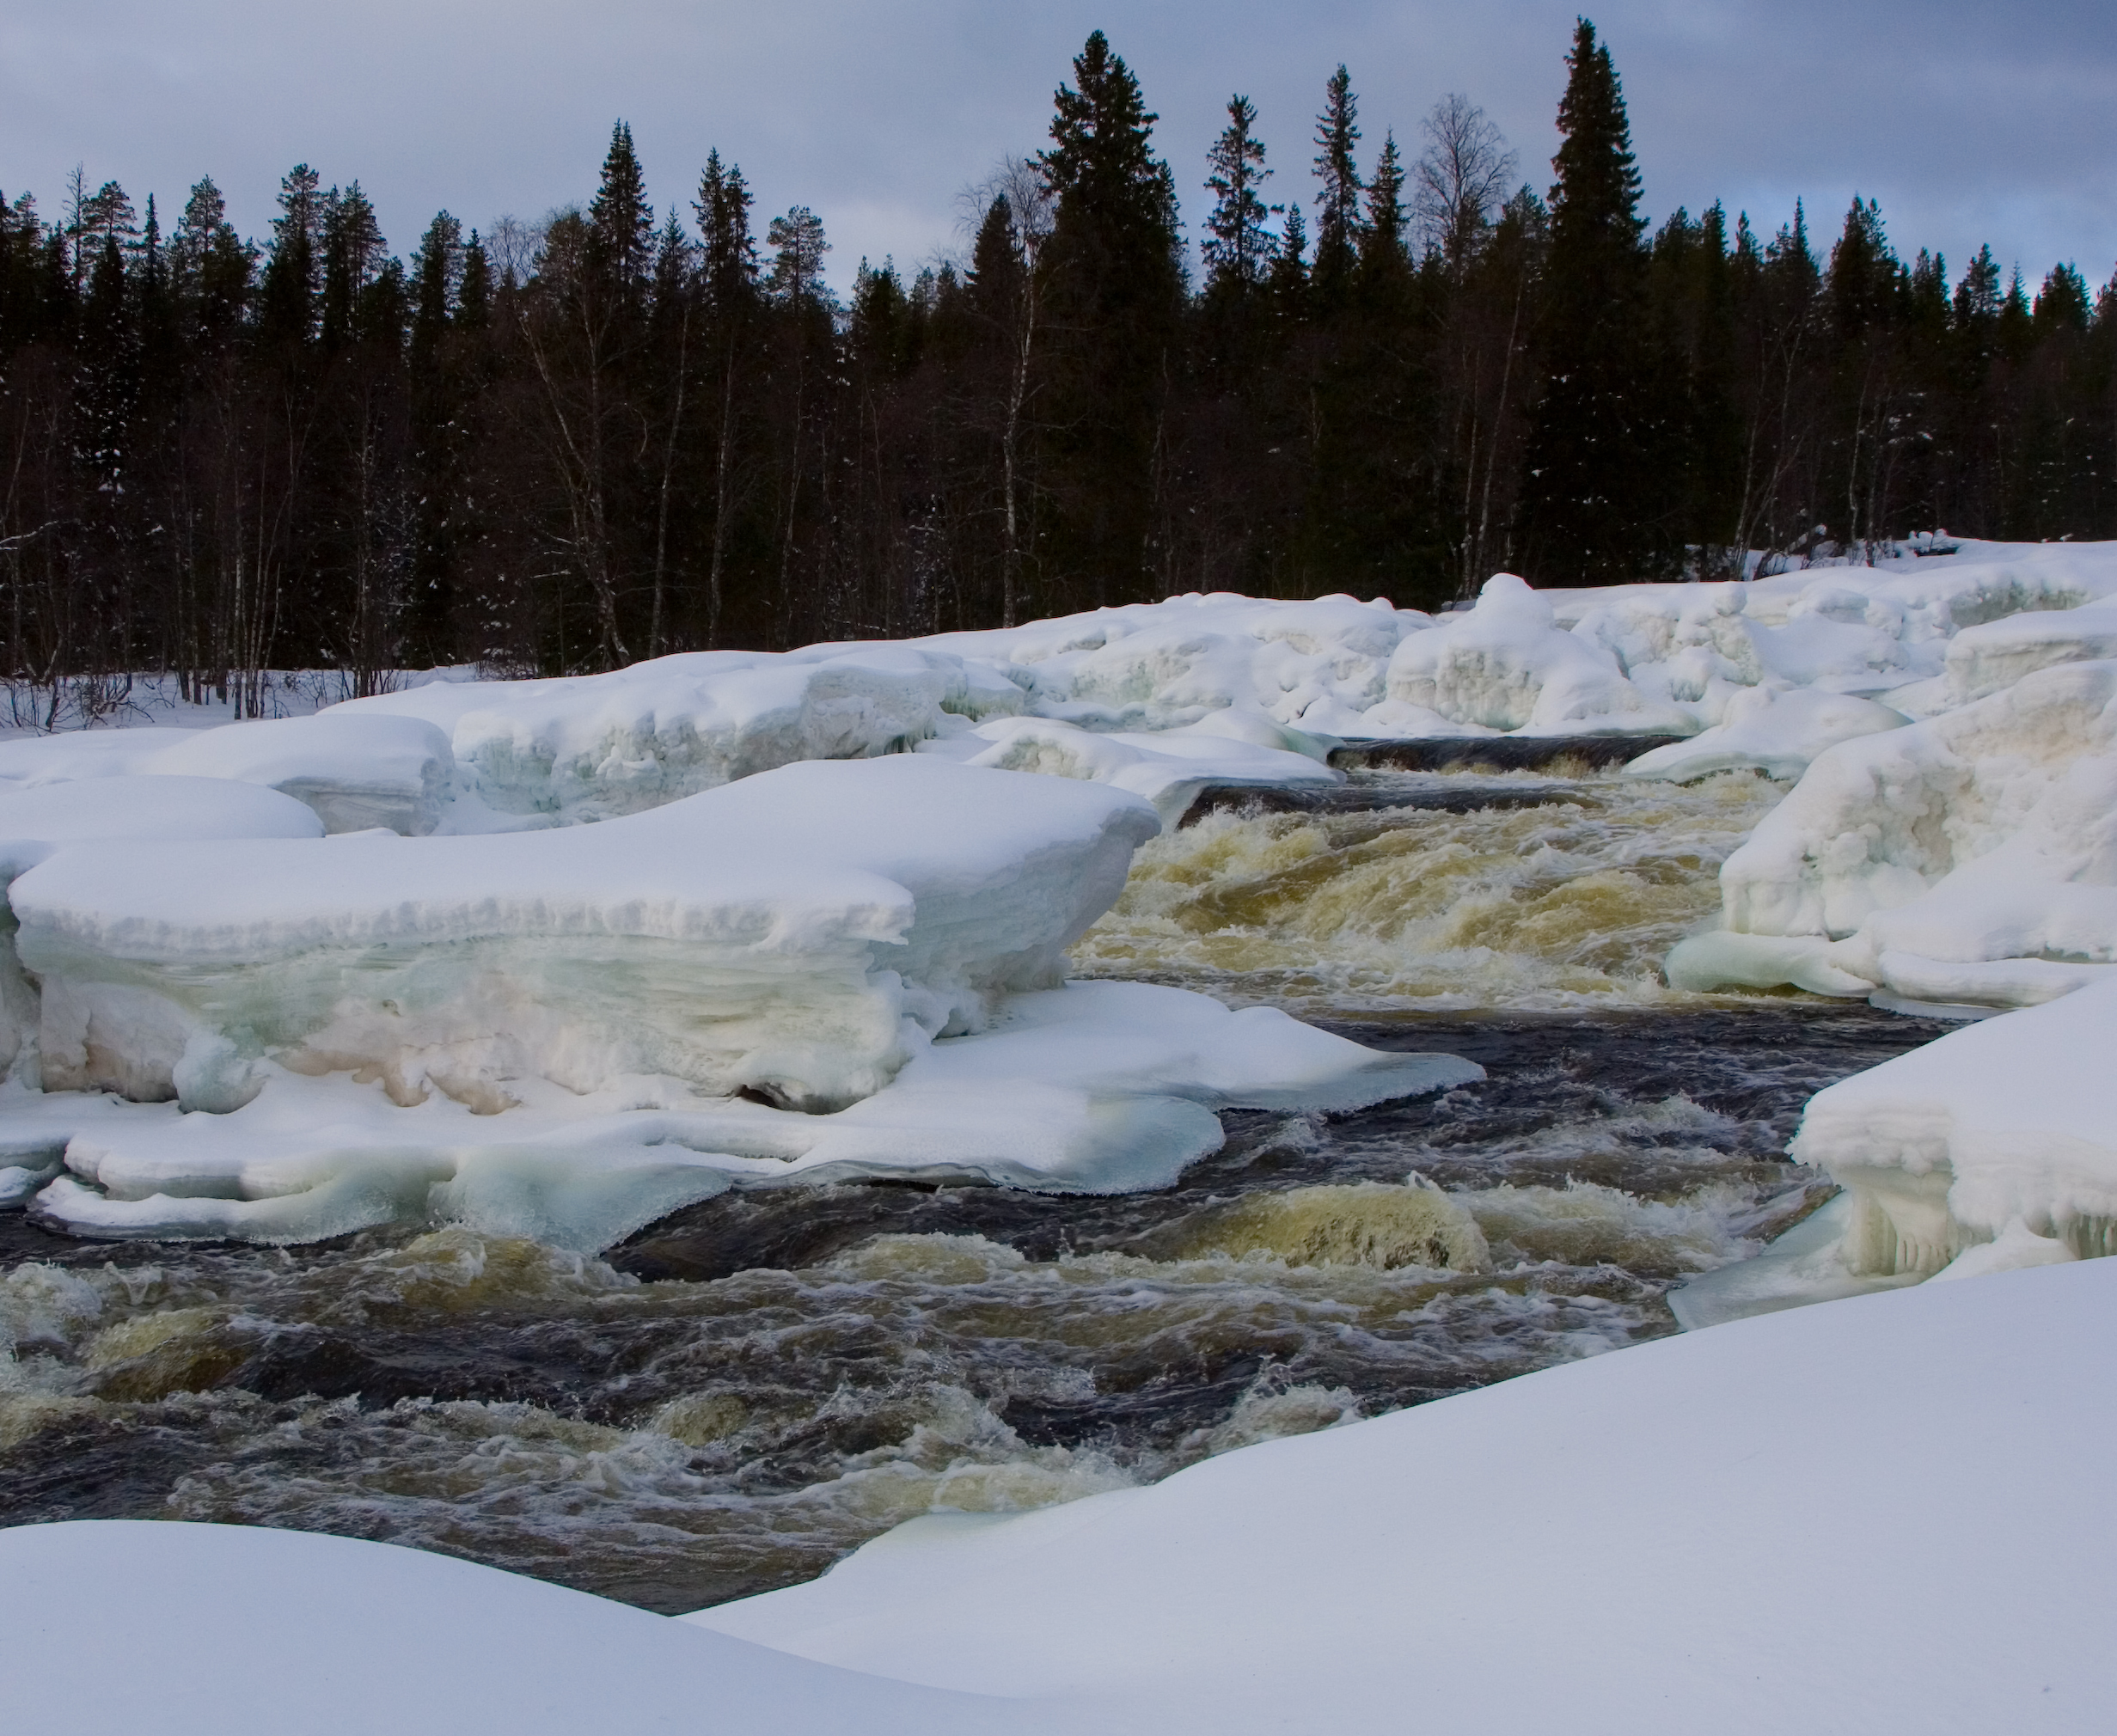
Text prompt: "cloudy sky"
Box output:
[[5, 0, 2113, 298]]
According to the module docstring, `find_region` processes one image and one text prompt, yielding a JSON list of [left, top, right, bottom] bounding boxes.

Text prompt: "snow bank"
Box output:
[[1665, 659, 2117, 1008], [0, 1521, 1002, 1736], [918, 591, 1420, 734], [11, 757, 1157, 1116], [687, 1259, 2115, 1734], [340, 644, 1016, 822]]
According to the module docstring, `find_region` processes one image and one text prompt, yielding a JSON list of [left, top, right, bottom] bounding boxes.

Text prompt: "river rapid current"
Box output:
[[0, 767, 1949, 1612]]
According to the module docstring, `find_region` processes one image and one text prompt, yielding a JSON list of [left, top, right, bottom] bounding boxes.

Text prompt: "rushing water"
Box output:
[[0, 767, 1949, 1612]]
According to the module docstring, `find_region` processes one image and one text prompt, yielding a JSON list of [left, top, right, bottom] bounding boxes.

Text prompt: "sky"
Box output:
[[4, 0, 2114, 300]]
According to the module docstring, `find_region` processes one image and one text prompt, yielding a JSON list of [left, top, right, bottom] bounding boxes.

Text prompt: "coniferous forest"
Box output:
[[3, 21, 2115, 706]]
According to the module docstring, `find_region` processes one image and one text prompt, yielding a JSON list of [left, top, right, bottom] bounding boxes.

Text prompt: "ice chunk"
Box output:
[[1384, 574, 1700, 736], [141, 713, 456, 834], [0, 778, 326, 1082], [1623, 687, 1906, 783], [11, 758, 1159, 1116]]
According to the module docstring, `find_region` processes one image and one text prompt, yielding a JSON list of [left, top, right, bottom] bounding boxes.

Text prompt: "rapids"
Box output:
[[0, 766, 1947, 1612]]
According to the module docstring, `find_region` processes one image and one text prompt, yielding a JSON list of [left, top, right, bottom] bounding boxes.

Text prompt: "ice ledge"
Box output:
[[24, 983, 1482, 1251]]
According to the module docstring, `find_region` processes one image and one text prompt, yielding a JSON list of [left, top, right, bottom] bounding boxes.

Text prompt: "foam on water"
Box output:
[[1073, 770, 1789, 1013]]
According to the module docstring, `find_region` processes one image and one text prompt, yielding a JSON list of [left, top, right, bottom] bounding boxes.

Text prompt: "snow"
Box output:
[[24, 982, 1476, 1250], [340, 644, 1019, 822], [1665, 657, 2117, 1009], [142, 712, 456, 834], [914, 710, 1339, 825], [1386, 573, 1704, 735], [2, 755, 1471, 1248], [0, 1520, 1004, 1736], [682, 1258, 2115, 1734], [11, 757, 1159, 1116], [8, 1259, 2108, 1734], [1622, 685, 1907, 782]]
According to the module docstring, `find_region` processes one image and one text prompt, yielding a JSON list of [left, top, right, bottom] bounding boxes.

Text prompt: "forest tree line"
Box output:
[[3, 20, 2114, 705]]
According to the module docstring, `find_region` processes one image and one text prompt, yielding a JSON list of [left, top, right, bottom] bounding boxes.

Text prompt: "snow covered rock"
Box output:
[[1622, 686, 1907, 783], [1666, 659, 2117, 1008], [1385, 574, 1701, 736], [10, 757, 1159, 1116]]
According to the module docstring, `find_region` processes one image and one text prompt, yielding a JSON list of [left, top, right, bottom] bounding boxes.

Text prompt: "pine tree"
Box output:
[[1202, 95, 1274, 296], [692, 151, 757, 645], [1519, 17, 1661, 582], [1311, 65, 1363, 301]]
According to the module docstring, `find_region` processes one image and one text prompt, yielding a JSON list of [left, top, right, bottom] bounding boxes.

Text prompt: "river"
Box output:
[[0, 766, 1949, 1612]]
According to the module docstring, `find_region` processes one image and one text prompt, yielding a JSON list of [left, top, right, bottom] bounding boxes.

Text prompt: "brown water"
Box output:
[[0, 769, 1947, 1612]]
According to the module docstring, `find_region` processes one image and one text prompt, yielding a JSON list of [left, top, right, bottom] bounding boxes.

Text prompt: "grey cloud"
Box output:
[[2, 0, 2112, 292]]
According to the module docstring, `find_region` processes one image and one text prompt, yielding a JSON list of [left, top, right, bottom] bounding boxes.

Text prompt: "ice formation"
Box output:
[[1671, 973, 2117, 1325], [1621, 686, 1907, 783], [1666, 657, 2117, 1009], [1384, 573, 1702, 736], [12, 758, 1156, 1115], [0, 754, 1472, 1248]]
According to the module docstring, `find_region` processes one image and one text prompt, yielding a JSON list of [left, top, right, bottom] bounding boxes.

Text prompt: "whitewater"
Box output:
[[3, 535, 2115, 1730]]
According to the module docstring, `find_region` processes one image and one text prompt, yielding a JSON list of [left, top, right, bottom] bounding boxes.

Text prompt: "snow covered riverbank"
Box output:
[[8, 1256, 2109, 1734]]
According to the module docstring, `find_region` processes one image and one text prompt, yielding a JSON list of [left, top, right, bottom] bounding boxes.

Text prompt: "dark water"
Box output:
[[0, 774, 1947, 1614]]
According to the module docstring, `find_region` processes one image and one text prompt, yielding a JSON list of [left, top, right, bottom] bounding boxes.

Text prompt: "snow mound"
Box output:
[[0, 1521, 1002, 1736], [10, 757, 1158, 1117], [689, 1259, 2117, 1734], [1385, 574, 1702, 736], [1943, 592, 2117, 705], [340, 644, 1015, 822], [1666, 659, 2117, 1008], [1622, 686, 1907, 783], [1673, 975, 2117, 1323]]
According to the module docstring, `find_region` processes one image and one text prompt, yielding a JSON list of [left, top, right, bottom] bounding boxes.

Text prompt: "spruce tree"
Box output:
[[1038, 29, 1183, 607], [1311, 65, 1363, 302], [590, 122, 655, 307], [1519, 18, 1661, 583], [1202, 95, 1273, 297]]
